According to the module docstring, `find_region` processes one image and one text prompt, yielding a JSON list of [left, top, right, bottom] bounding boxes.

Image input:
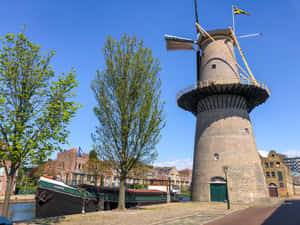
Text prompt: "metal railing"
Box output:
[[176, 79, 270, 100]]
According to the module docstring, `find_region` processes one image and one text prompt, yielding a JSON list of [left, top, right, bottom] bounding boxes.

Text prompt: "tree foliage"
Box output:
[[89, 149, 98, 160], [83, 158, 112, 186], [0, 29, 80, 216], [91, 34, 165, 209]]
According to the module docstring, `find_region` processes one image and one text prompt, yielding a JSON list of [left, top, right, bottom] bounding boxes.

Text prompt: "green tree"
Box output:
[[83, 159, 112, 186], [0, 30, 80, 217], [91, 34, 165, 209], [89, 149, 98, 160]]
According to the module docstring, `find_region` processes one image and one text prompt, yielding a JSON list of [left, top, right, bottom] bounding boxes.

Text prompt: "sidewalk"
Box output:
[[19, 202, 248, 225]]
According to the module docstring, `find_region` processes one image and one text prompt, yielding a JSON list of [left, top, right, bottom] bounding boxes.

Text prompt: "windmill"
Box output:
[[164, 0, 260, 86], [166, 1, 271, 203]]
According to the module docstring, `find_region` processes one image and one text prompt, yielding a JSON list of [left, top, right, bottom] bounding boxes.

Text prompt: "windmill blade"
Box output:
[[164, 35, 195, 50], [165, 35, 195, 43], [237, 33, 262, 39]]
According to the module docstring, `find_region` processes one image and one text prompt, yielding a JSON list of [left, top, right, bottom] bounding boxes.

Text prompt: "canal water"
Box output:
[[0, 203, 35, 222]]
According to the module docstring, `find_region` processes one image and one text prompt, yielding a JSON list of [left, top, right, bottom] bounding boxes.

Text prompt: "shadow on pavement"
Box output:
[[16, 216, 66, 225], [262, 200, 300, 225]]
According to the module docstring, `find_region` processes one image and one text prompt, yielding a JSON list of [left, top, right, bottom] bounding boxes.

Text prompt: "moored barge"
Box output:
[[36, 177, 182, 218]]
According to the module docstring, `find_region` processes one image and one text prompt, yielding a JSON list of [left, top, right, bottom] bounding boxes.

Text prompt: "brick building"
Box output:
[[179, 168, 192, 186], [43, 148, 89, 185], [260, 150, 294, 197], [0, 161, 17, 195], [42, 148, 192, 191]]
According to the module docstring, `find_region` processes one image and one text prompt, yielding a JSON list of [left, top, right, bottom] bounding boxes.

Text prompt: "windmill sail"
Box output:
[[165, 35, 195, 50]]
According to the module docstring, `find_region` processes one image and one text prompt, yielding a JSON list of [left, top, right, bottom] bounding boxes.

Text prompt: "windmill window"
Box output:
[[214, 153, 219, 160], [212, 64, 216, 69]]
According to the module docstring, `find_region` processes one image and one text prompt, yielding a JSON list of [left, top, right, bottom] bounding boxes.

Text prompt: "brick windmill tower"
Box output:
[[165, 2, 270, 203]]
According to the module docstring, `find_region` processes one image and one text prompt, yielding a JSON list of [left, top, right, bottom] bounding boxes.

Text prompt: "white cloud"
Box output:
[[259, 149, 300, 158], [154, 158, 193, 170], [279, 150, 300, 157], [258, 150, 269, 157]]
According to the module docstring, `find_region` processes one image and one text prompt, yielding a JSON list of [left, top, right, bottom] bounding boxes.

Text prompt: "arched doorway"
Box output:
[[268, 183, 278, 197], [210, 177, 228, 202]]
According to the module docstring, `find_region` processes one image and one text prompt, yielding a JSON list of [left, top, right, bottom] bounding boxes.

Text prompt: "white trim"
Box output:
[[39, 176, 76, 190]]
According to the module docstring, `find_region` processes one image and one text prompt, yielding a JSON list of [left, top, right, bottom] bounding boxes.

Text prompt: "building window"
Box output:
[[73, 174, 77, 185], [265, 163, 268, 168], [212, 64, 216, 69], [280, 183, 284, 188], [276, 162, 280, 168], [266, 172, 270, 178], [160, 181, 163, 185], [278, 171, 283, 181], [80, 175, 84, 184], [214, 153, 219, 160], [271, 172, 275, 178], [271, 154, 275, 158], [87, 175, 91, 181], [270, 162, 274, 168], [0, 167, 4, 176], [150, 180, 153, 185]]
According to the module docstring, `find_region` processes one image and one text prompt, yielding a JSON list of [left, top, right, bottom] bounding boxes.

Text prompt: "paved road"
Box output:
[[206, 200, 300, 225]]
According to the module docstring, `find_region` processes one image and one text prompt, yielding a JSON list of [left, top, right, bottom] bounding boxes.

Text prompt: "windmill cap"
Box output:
[[199, 28, 232, 45]]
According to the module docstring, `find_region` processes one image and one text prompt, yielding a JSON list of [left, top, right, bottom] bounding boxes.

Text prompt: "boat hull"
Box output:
[[35, 187, 98, 218]]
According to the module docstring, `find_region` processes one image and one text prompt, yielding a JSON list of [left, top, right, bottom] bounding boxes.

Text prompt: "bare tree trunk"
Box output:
[[2, 173, 14, 217], [118, 177, 126, 210]]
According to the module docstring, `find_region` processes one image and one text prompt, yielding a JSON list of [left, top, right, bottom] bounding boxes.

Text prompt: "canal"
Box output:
[[0, 203, 35, 222]]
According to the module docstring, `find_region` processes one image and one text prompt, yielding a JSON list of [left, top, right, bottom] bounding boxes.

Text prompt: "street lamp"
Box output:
[[223, 166, 230, 210]]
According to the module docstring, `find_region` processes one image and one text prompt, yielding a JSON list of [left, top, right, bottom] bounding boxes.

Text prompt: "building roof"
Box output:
[[66, 148, 78, 153], [179, 168, 192, 173]]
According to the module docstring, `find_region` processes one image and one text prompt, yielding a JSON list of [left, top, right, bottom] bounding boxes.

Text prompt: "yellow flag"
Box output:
[[233, 6, 250, 16]]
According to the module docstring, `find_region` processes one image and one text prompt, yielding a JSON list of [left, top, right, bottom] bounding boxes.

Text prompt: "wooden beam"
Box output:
[[195, 23, 254, 83], [229, 27, 257, 85]]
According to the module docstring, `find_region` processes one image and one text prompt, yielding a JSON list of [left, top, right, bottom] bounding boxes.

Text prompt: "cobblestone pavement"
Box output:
[[17, 202, 247, 225]]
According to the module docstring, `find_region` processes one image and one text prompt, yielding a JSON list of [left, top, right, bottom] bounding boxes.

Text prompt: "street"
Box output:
[[206, 200, 300, 225]]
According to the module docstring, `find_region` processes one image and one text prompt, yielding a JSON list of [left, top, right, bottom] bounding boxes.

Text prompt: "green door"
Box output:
[[210, 184, 227, 202]]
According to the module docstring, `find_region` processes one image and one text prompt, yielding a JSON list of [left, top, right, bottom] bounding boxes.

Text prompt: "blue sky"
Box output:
[[1, 0, 300, 169]]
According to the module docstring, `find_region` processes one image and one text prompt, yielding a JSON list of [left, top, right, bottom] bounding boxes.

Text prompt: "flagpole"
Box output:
[[232, 5, 235, 33]]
